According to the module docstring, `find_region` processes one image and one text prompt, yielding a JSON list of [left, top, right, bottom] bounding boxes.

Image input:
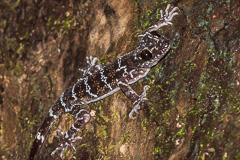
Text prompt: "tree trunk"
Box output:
[[0, 0, 239, 159]]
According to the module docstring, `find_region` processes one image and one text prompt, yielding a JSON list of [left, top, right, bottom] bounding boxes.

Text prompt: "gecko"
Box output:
[[29, 4, 179, 159]]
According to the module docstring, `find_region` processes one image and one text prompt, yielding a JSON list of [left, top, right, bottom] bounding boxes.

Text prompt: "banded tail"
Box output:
[[29, 103, 63, 160]]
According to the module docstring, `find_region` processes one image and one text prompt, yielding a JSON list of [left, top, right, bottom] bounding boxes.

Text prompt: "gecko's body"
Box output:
[[29, 4, 179, 159]]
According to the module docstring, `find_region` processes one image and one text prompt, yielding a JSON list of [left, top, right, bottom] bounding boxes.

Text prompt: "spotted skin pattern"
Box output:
[[29, 4, 179, 159]]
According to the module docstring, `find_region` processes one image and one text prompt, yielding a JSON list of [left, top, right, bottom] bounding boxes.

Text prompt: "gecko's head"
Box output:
[[135, 31, 171, 68]]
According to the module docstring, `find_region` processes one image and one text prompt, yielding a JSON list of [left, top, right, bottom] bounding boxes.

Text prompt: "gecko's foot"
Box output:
[[79, 56, 102, 76], [160, 4, 179, 24], [147, 4, 179, 32], [129, 85, 150, 119], [51, 130, 82, 159]]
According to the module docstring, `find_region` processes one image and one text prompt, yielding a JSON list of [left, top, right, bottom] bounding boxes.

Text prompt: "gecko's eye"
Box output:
[[140, 50, 152, 60]]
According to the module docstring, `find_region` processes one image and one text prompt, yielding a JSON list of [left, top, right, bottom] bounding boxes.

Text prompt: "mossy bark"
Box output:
[[0, 0, 239, 159]]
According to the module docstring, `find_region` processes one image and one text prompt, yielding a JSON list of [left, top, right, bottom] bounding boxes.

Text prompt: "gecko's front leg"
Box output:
[[143, 4, 179, 33], [118, 68, 150, 119], [51, 108, 90, 158], [79, 56, 102, 76]]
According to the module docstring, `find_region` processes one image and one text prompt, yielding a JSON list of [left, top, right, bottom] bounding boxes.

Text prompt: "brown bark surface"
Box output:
[[0, 0, 239, 159]]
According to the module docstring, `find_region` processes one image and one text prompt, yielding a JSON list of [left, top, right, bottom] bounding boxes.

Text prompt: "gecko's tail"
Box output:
[[29, 104, 62, 160]]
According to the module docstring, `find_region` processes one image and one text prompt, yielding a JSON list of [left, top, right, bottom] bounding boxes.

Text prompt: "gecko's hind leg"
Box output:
[[51, 109, 90, 159], [79, 56, 102, 76]]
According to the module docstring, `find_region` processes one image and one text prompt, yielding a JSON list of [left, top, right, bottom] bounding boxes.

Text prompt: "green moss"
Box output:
[[207, 3, 213, 13], [153, 146, 160, 155], [175, 126, 185, 137], [113, 108, 119, 118], [141, 118, 148, 132], [10, 0, 20, 12], [0, 143, 9, 153], [118, 130, 131, 144]]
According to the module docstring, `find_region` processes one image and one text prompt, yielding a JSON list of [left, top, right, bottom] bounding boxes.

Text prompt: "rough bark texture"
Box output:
[[0, 0, 239, 159]]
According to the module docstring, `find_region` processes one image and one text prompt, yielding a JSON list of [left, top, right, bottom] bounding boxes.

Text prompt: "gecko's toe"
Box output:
[[51, 131, 82, 158]]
